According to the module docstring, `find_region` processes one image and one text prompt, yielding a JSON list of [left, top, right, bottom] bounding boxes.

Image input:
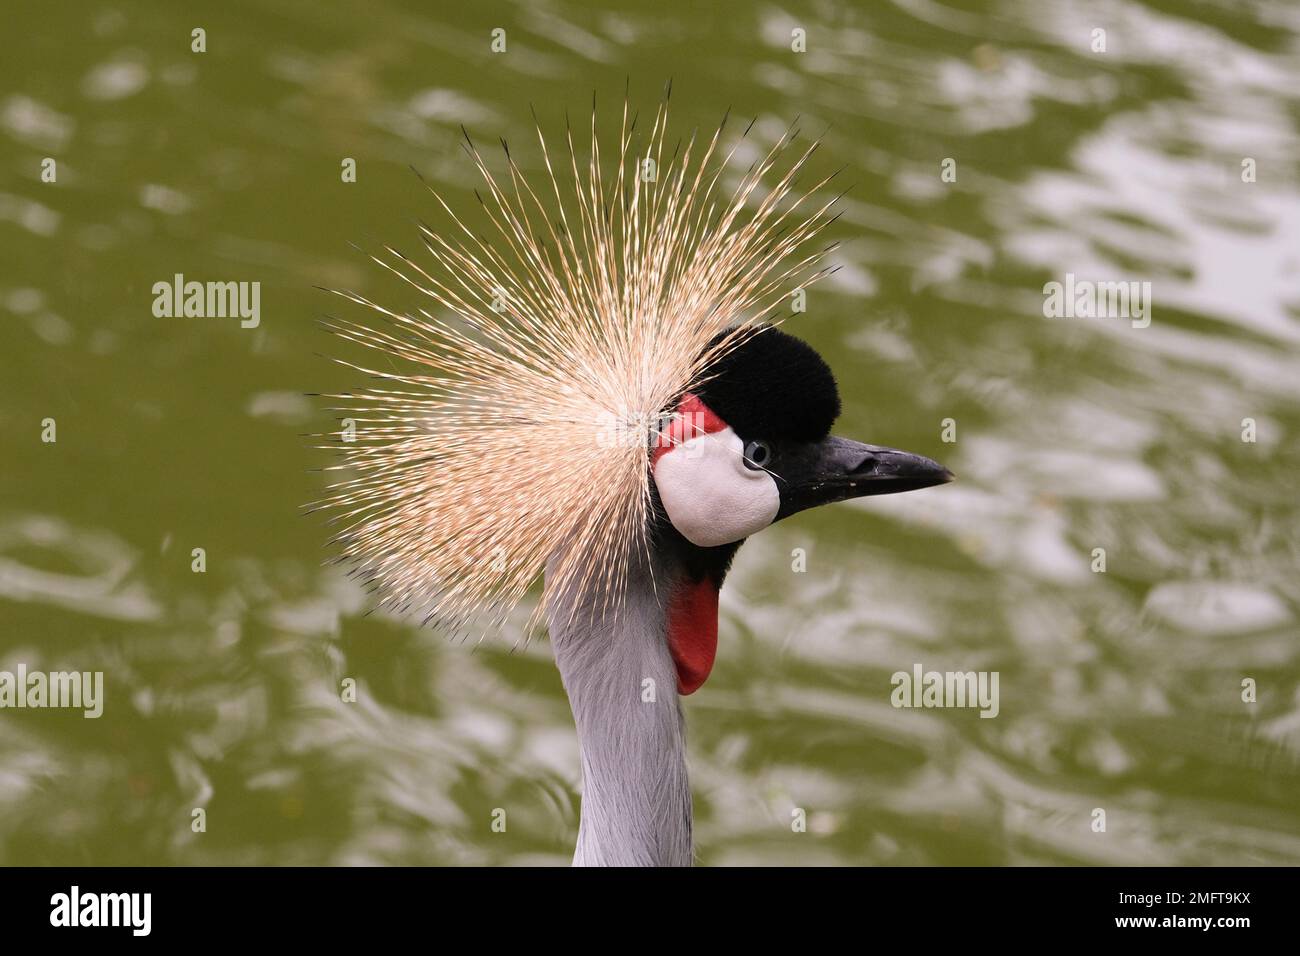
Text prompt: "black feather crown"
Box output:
[[693, 327, 842, 443]]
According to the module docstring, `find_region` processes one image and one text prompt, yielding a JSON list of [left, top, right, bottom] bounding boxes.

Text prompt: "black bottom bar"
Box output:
[[0, 866, 1285, 940]]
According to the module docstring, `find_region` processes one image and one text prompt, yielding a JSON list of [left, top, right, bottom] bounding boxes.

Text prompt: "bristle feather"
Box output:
[[312, 97, 836, 639]]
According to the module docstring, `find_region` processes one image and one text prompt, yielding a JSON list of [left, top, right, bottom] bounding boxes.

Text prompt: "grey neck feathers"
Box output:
[[545, 544, 693, 867]]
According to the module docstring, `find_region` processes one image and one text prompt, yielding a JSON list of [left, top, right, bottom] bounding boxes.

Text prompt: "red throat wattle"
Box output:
[[657, 391, 727, 694], [666, 578, 720, 695]]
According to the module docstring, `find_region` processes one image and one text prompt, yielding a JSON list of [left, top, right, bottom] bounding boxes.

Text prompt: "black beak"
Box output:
[[775, 436, 954, 521]]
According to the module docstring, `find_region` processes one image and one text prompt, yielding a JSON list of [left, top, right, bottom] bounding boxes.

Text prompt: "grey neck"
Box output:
[[545, 544, 693, 867]]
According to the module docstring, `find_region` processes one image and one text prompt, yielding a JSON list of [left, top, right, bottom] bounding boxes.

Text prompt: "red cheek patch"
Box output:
[[652, 393, 728, 465]]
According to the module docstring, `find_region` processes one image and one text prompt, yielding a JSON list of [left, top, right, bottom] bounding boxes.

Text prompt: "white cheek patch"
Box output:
[[653, 427, 780, 547]]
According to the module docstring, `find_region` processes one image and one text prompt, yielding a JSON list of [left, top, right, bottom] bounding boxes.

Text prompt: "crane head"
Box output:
[[319, 101, 948, 678], [647, 326, 953, 695], [651, 326, 953, 550]]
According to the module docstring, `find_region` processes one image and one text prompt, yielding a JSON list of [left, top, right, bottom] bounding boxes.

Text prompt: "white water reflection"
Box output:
[[0, 517, 161, 622]]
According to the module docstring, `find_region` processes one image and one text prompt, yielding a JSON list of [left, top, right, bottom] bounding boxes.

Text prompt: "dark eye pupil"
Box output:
[[744, 440, 770, 468]]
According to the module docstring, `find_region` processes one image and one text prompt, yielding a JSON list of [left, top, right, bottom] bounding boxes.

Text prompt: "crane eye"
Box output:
[[742, 440, 772, 470]]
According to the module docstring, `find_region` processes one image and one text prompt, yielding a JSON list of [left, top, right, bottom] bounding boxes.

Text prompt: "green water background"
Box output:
[[2, 0, 1299, 864]]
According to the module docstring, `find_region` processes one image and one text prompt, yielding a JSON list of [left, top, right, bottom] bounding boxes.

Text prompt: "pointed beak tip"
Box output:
[[909, 462, 954, 492]]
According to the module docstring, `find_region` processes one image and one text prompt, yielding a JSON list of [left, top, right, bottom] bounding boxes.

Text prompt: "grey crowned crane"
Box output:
[[317, 98, 953, 866]]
